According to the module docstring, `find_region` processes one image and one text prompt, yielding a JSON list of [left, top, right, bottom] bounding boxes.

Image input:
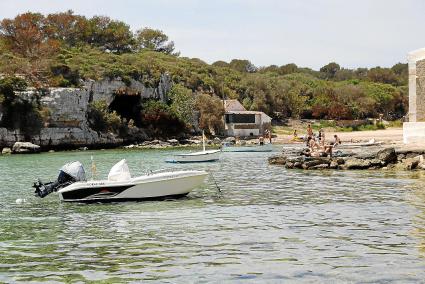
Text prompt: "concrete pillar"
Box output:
[[404, 48, 425, 144]]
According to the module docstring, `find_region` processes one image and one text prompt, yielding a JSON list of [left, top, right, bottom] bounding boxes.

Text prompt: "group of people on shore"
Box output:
[[300, 124, 341, 157], [259, 129, 272, 145]]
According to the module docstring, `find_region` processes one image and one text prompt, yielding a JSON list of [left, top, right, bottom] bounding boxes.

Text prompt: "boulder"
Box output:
[[268, 155, 287, 165], [167, 139, 179, 146], [370, 159, 382, 167], [213, 137, 221, 144], [285, 161, 295, 169], [302, 158, 330, 169], [397, 153, 406, 161], [403, 156, 422, 170], [329, 160, 339, 169], [12, 142, 41, 154], [1, 147, 11, 154], [224, 137, 236, 143], [376, 148, 397, 165], [343, 158, 371, 169]]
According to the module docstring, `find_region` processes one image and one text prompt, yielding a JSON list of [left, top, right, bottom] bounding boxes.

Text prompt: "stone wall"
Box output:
[[416, 59, 425, 121], [0, 74, 173, 149]]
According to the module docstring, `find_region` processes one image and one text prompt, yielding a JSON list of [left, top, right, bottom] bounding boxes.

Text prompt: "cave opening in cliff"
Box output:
[[109, 93, 142, 127]]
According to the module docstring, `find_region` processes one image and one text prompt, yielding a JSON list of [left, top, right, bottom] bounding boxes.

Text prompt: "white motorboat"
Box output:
[[166, 131, 220, 163], [33, 159, 208, 202]]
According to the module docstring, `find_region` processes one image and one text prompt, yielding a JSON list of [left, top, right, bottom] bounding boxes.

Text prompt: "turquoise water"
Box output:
[[1, 147, 425, 283]]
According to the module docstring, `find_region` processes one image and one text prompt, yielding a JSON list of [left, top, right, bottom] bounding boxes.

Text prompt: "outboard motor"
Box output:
[[33, 161, 86, 198]]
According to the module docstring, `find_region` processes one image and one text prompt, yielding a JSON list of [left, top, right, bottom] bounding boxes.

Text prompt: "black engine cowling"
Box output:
[[33, 171, 76, 198], [33, 161, 86, 198]]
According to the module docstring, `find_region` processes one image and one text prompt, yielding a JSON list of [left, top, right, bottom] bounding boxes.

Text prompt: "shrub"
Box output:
[[0, 76, 43, 136], [141, 100, 185, 138], [87, 100, 122, 133]]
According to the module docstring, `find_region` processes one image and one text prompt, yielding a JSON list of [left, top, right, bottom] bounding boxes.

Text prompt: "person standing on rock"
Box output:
[[307, 124, 313, 139], [268, 129, 272, 144], [318, 128, 325, 146]]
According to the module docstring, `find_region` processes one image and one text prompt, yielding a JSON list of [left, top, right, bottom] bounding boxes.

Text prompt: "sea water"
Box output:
[[0, 147, 425, 282]]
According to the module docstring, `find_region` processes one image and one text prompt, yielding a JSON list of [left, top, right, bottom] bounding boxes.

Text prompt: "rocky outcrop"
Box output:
[[0, 75, 173, 150], [12, 142, 40, 153], [268, 146, 425, 171]]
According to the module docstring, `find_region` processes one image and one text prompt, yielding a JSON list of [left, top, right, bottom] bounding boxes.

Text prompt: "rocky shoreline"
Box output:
[[269, 146, 425, 171], [0, 136, 228, 154]]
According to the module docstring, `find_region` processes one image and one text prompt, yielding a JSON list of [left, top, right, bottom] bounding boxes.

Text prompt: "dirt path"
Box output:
[[274, 128, 403, 144]]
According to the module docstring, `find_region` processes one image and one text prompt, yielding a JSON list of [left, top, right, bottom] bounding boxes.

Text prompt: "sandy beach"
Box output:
[[274, 127, 403, 145]]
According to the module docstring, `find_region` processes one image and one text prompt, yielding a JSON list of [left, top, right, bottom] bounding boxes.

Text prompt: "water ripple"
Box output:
[[0, 148, 425, 282]]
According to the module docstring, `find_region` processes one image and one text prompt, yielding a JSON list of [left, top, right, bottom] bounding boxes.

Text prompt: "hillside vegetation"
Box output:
[[0, 11, 408, 136]]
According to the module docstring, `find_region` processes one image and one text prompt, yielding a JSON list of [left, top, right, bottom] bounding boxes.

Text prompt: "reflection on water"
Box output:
[[1, 147, 425, 282]]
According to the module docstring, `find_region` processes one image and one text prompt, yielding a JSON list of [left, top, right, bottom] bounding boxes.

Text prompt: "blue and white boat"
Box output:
[[221, 142, 273, 152]]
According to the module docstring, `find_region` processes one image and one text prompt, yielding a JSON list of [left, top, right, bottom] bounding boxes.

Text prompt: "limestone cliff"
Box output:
[[0, 74, 173, 149]]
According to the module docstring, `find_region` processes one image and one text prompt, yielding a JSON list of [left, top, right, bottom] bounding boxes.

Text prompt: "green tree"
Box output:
[[195, 93, 225, 134], [367, 67, 398, 85], [87, 16, 134, 53], [168, 84, 195, 125], [320, 62, 340, 79], [0, 12, 59, 58], [141, 100, 185, 137], [134, 28, 177, 55], [44, 10, 89, 47], [279, 63, 298, 75], [229, 59, 257, 73]]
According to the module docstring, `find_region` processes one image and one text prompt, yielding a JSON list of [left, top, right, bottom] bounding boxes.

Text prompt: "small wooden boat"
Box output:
[[221, 143, 273, 152]]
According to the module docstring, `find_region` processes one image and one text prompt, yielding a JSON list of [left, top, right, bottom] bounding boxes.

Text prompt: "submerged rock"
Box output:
[[343, 158, 371, 169]]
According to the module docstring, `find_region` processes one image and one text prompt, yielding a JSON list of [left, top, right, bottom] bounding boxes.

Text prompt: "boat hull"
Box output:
[[222, 144, 273, 152], [166, 150, 220, 163], [58, 170, 208, 202]]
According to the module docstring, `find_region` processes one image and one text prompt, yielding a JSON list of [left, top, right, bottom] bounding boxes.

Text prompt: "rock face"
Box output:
[[268, 146, 425, 171], [12, 142, 41, 154], [0, 75, 173, 150]]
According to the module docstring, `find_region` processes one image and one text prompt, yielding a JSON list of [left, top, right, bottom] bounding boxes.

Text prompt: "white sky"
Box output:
[[1, 0, 424, 70]]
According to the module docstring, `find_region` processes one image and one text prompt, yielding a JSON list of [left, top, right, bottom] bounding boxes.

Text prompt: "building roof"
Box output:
[[226, 110, 272, 119], [224, 99, 246, 111], [223, 99, 272, 120]]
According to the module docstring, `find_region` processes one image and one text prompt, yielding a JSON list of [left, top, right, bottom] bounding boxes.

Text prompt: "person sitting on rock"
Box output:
[[308, 136, 334, 158], [333, 134, 341, 147]]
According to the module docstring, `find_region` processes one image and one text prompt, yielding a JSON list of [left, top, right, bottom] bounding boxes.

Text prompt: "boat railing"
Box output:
[[145, 168, 181, 175]]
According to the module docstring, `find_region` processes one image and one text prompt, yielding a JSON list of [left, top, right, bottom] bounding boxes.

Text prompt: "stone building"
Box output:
[[223, 100, 272, 137], [404, 48, 425, 144]]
